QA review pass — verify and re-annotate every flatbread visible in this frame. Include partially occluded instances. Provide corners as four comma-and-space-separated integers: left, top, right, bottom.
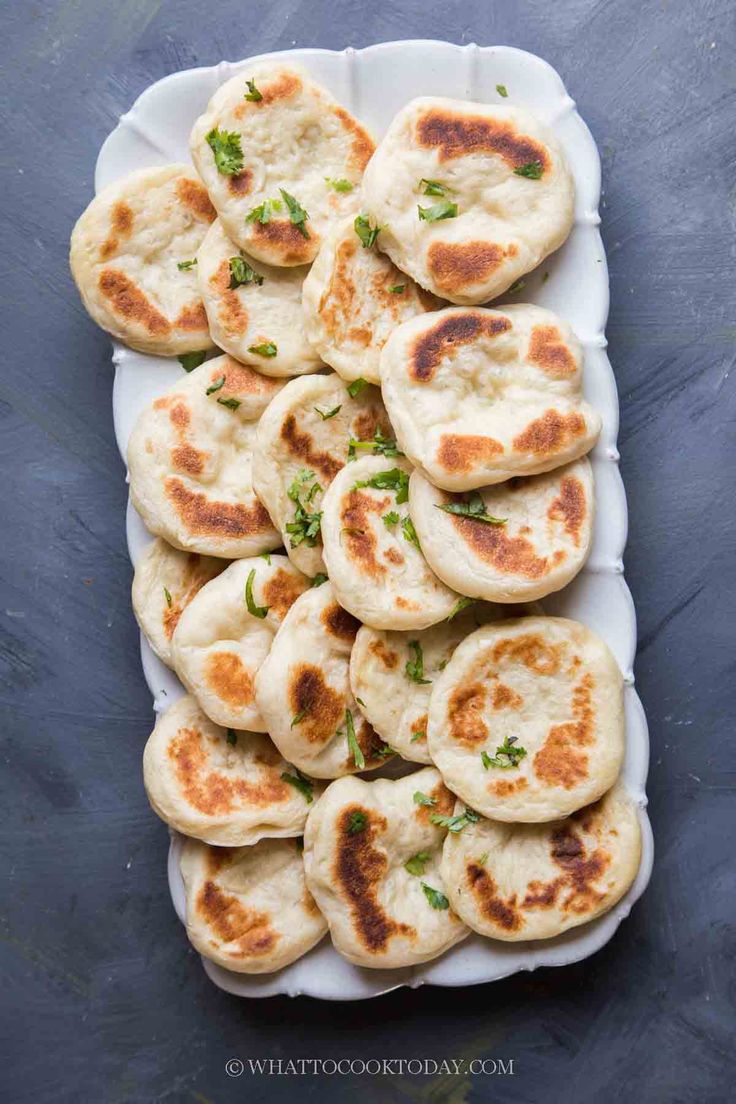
320, 454, 459, 629
380, 304, 601, 491
127, 354, 284, 558
180, 836, 327, 972
301, 215, 441, 383
189, 64, 373, 266
362, 97, 574, 304
143, 695, 324, 845
303, 767, 469, 968
409, 458, 594, 603
441, 784, 642, 940
171, 555, 309, 730
427, 616, 624, 821
197, 218, 322, 376
70, 164, 215, 355
254, 581, 389, 778
131, 537, 227, 667
251, 373, 390, 577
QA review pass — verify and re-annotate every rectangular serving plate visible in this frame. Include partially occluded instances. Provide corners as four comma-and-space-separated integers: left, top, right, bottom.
98, 39, 653, 1001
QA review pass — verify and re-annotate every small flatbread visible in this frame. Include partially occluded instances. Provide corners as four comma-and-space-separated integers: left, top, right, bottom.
254, 582, 389, 779
380, 304, 601, 490
320, 454, 459, 630
251, 374, 390, 577
127, 355, 284, 558
301, 216, 441, 384
197, 218, 322, 376
143, 695, 324, 845
409, 459, 594, 603
131, 538, 227, 667
190, 64, 373, 266
171, 555, 309, 730
303, 767, 469, 968
428, 617, 624, 822
441, 785, 642, 940
362, 97, 573, 304
180, 836, 327, 972
70, 164, 215, 355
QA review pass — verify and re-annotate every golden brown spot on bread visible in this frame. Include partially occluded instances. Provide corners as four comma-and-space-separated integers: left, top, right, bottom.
411, 714, 428, 741
491, 633, 561, 675
334, 805, 415, 953
410, 312, 511, 382
227, 169, 253, 196
168, 725, 289, 816
384, 546, 405, 566
165, 478, 272, 539
220, 357, 280, 397
234, 69, 302, 115
212, 260, 249, 334
204, 651, 254, 707
251, 219, 313, 264
280, 414, 343, 481
528, 325, 577, 378
437, 434, 504, 473
467, 863, 523, 931
171, 443, 206, 476
175, 177, 216, 222
488, 776, 528, 797
175, 301, 209, 332
417, 109, 550, 170
522, 878, 562, 909
513, 409, 587, 456
351, 407, 387, 442
196, 881, 277, 957
548, 477, 586, 546
262, 568, 308, 619
340, 490, 387, 580
549, 824, 609, 914
368, 637, 398, 669
449, 511, 550, 579
492, 683, 523, 710
99, 269, 171, 334
321, 602, 360, 643
395, 596, 419, 610
448, 683, 488, 747
99, 201, 133, 259
303, 887, 321, 917
533, 674, 596, 789
169, 401, 190, 430
427, 241, 510, 295
332, 105, 375, 171
289, 664, 344, 745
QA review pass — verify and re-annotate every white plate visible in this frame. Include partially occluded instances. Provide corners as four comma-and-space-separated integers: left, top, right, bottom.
98, 39, 653, 1000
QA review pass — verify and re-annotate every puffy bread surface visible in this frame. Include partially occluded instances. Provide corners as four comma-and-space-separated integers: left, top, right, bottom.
349, 603, 536, 765
428, 617, 625, 821
303, 768, 468, 968
180, 835, 327, 972
251, 374, 390, 576
409, 458, 594, 603
301, 216, 441, 383
362, 97, 574, 304
131, 538, 226, 667
441, 785, 642, 940
127, 355, 284, 558
254, 582, 388, 778
171, 555, 309, 730
70, 164, 215, 355
380, 304, 601, 491
197, 219, 321, 376
189, 64, 373, 266
320, 454, 459, 630
143, 695, 323, 846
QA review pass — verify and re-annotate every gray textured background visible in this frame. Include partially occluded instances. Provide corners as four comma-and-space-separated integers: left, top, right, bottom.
1, 1, 734, 1102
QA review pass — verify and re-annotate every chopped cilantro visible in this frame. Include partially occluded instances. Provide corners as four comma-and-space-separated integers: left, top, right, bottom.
347, 429, 401, 460
430, 809, 480, 833
217, 397, 241, 410
347, 809, 367, 834
418, 199, 458, 221
413, 791, 436, 807
496, 84, 508, 97
205, 127, 243, 175
314, 404, 341, 420
342, 708, 365, 769
421, 883, 449, 910
404, 852, 431, 876
401, 516, 421, 551
281, 769, 314, 803
482, 735, 527, 769
178, 351, 207, 372
405, 640, 431, 685
354, 214, 381, 248
280, 189, 310, 238
248, 342, 277, 358
420, 178, 451, 196
226, 728, 237, 746
205, 375, 225, 396
388, 284, 406, 294
325, 177, 354, 193
438, 491, 507, 526
353, 467, 409, 504
163, 586, 172, 607
244, 568, 269, 618
177, 258, 197, 271
447, 597, 476, 621
514, 160, 544, 179
383, 510, 399, 528
286, 469, 322, 548
347, 377, 369, 398
229, 256, 264, 289
311, 573, 328, 587
244, 78, 263, 102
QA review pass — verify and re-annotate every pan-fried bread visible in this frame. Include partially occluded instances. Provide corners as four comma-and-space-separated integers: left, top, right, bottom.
171, 555, 309, 731
303, 768, 469, 968
362, 97, 573, 304
380, 304, 601, 491
441, 785, 641, 940
70, 164, 215, 355
143, 695, 324, 845
409, 459, 594, 603
180, 836, 327, 972
251, 374, 390, 577
427, 616, 624, 822
320, 454, 459, 630
190, 64, 374, 266
197, 218, 322, 376
301, 216, 440, 384
127, 355, 284, 558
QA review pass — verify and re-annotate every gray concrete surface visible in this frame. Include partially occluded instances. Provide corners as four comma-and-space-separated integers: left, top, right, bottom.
1, 1, 734, 1101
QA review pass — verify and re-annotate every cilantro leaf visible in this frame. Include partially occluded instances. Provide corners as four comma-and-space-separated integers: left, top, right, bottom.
347, 378, 368, 398
281, 769, 314, 803
229, 256, 264, 289
496, 84, 508, 97
478, 851, 490, 866
291, 710, 307, 728
206, 127, 244, 175
311, 573, 328, 587
314, 404, 341, 420
178, 351, 207, 372
353, 467, 409, 504
420, 178, 450, 196
244, 568, 269, 619
481, 735, 527, 769
325, 177, 354, 193
248, 342, 277, 358
401, 516, 421, 551
205, 375, 225, 396
286, 469, 322, 548
244, 78, 263, 102
430, 809, 480, 833
226, 728, 237, 746
245, 198, 282, 224
347, 809, 368, 834
163, 586, 172, 607
447, 597, 476, 621
514, 160, 544, 179
413, 791, 436, 807
342, 708, 365, 769
388, 284, 406, 294
438, 491, 507, 526
410, 731, 425, 743
383, 510, 399, 528
405, 640, 431, 685
404, 852, 431, 876
280, 189, 310, 238
260, 552, 271, 564
507, 278, 526, 294
217, 397, 241, 410
418, 199, 458, 222
347, 429, 402, 460
354, 214, 380, 248
177, 258, 197, 271
421, 883, 449, 910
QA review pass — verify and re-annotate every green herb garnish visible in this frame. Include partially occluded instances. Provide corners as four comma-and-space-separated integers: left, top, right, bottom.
507, 279, 526, 294
405, 852, 431, 876
244, 568, 269, 619
420, 178, 450, 196
482, 735, 527, 769
229, 256, 264, 289
353, 467, 409, 504
226, 728, 237, 746
514, 160, 543, 179
342, 708, 365, 769
311, 573, 328, 587
163, 586, 172, 607
478, 851, 489, 866
405, 640, 431, 685
281, 769, 314, 803
206, 127, 243, 175
178, 351, 207, 372
438, 491, 507, 526
496, 84, 508, 97
347, 429, 401, 460
280, 189, 310, 239
325, 177, 354, 193
314, 405, 341, 420
421, 883, 449, 910
286, 469, 322, 548
411, 731, 425, 742
217, 397, 241, 410
447, 597, 476, 621
383, 510, 399, 528
430, 809, 480, 833
244, 78, 263, 102
291, 710, 307, 728
246, 198, 282, 224
354, 214, 381, 248
347, 810, 368, 834
248, 342, 277, 358
347, 377, 369, 398
260, 552, 271, 564
205, 375, 225, 395
413, 791, 436, 807
388, 284, 406, 294
177, 258, 197, 271
418, 199, 458, 222
401, 516, 421, 551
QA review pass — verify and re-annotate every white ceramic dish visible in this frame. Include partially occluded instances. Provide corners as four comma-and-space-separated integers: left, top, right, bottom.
98, 40, 653, 1000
